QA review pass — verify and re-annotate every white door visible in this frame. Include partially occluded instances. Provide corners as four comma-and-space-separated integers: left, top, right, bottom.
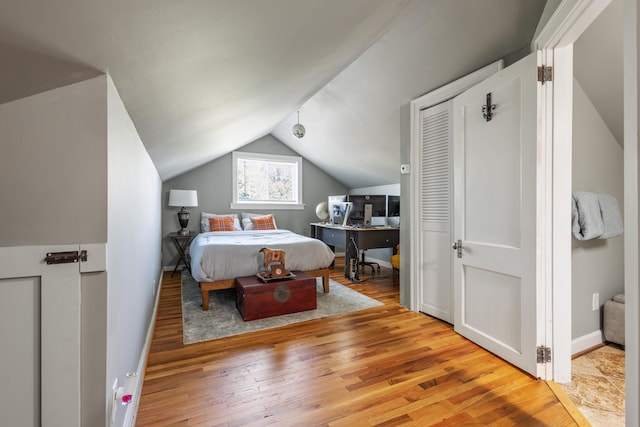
0, 245, 83, 427
452, 52, 541, 376
418, 100, 453, 323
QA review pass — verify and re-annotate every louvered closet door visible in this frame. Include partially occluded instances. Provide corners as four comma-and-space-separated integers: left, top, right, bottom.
418, 100, 453, 323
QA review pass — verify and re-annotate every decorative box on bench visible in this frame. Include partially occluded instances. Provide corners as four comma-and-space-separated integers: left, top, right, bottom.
235, 271, 317, 321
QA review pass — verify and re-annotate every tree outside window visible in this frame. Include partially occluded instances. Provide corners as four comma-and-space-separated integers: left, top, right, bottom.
232, 152, 303, 210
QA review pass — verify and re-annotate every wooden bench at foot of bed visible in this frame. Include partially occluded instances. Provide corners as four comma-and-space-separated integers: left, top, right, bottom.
199, 268, 330, 311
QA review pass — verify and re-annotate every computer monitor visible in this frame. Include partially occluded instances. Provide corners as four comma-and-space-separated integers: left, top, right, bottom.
347, 195, 386, 225
387, 195, 400, 217
328, 195, 347, 225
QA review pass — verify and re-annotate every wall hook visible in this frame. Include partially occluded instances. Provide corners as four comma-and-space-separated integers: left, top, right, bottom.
481, 92, 496, 122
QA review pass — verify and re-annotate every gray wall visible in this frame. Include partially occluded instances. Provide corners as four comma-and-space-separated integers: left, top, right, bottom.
572, 79, 625, 340
162, 134, 348, 267
106, 76, 163, 426
0, 77, 107, 245
532, 0, 563, 42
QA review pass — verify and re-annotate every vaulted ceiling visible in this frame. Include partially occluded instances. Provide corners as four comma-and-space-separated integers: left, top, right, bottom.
1, 0, 548, 188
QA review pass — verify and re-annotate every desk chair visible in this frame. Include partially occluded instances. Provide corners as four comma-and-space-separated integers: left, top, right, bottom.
347, 221, 381, 275
390, 244, 400, 286
390, 244, 400, 271
358, 250, 380, 274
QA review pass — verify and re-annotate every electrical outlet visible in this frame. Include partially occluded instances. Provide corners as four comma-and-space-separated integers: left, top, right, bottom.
592, 293, 599, 311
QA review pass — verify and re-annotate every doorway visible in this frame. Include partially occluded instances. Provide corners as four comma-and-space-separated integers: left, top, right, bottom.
532, 0, 639, 424
563, 0, 626, 424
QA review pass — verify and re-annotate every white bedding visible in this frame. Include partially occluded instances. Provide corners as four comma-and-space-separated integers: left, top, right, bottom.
190, 229, 335, 282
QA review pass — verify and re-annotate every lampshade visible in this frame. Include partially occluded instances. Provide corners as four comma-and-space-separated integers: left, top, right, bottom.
168, 189, 198, 207
169, 190, 198, 235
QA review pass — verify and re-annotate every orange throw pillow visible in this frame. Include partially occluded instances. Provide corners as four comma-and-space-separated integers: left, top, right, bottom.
250, 214, 276, 230
208, 216, 235, 232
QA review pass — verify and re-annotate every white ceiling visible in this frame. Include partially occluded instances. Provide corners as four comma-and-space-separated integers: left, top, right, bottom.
272, 0, 547, 187
0, 0, 547, 187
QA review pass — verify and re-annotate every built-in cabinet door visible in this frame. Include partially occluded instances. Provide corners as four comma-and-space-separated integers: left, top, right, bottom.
0, 245, 82, 427
418, 100, 453, 323
0, 275, 40, 426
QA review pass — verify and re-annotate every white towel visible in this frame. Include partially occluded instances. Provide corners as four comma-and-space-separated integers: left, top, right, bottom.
572, 192, 604, 240
598, 194, 623, 239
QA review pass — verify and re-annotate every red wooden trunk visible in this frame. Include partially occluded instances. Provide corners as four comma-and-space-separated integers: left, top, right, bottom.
235, 271, 317, 321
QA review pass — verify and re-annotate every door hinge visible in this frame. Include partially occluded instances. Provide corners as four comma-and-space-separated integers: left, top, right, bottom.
537, 66, 553, 84
44, 250, 88, 265
537, 345, 552, 363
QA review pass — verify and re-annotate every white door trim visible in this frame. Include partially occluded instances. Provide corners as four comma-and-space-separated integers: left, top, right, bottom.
623, 1, 640, 425
409, 60, 503, 313
533, 0, 612, 50
536, 48, 556, 380
532, 0, 612, 383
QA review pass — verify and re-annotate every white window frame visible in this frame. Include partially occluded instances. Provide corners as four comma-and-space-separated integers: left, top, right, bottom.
231, 151, 304, 210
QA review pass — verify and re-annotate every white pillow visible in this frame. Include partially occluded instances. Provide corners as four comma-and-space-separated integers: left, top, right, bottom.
200, 212, 242, 232
241, 212, 277, 230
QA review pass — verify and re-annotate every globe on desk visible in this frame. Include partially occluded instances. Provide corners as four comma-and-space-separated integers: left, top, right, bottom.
315, 201, 329, 222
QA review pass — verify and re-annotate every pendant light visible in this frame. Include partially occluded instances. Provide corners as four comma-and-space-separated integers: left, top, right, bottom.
292, 110, 306, 138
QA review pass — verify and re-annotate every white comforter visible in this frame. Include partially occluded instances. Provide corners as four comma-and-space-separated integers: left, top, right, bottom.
190, 229, 335, 282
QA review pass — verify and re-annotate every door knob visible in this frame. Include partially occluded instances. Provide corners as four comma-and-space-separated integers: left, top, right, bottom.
452, 240, 462, 258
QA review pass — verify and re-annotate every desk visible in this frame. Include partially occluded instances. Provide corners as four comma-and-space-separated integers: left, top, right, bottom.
168, 231, 197, 277
310, 223, 399, 278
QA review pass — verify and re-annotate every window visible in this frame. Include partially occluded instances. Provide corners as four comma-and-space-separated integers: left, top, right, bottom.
231, 151, 304, 210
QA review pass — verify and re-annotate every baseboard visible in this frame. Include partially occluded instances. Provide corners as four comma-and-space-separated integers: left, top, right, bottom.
123, 268, 164, 427
572, 330, 603, 355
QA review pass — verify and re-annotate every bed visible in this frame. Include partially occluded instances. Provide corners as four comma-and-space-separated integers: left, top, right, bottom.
190, 229, 335, 311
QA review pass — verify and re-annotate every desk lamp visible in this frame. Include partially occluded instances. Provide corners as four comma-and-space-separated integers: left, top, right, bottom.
169, 189, 198, 235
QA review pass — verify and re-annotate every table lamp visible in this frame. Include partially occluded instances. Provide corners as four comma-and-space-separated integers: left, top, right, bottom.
169, 189, 198, 235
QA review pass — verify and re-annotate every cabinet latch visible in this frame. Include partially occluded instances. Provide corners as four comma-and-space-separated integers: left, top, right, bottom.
44, 250, 88, 265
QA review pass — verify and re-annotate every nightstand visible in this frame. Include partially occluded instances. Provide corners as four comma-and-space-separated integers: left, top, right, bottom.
168, 231, 197, 277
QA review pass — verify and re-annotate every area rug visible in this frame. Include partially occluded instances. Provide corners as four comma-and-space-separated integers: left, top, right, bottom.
181, 272, 383, 344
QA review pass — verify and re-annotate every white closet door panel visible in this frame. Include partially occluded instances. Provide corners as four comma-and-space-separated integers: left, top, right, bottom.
419, 100, 453, 322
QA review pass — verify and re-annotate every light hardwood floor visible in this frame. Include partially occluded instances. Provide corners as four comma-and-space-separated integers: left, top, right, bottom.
137, 259, 584, 426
